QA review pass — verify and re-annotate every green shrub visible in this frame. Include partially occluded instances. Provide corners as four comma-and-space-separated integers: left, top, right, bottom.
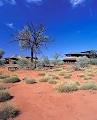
55, 81, 79, 93
80, 81, 97, 90
0, 90, 12, 102
0, 103, 19, 120
74, 56, 90, 70
0, 59, 5, 66
3, 76, 20, 83
90, 58, 97, 65
24, 77, 37, 84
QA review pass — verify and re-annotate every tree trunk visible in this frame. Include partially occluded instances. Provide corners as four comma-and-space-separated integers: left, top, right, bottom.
34, 53, 37, 68
31, 47, 34, 63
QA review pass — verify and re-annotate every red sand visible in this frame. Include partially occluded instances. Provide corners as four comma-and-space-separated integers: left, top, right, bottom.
10, 82, 97, 120
1, 67, 97, 120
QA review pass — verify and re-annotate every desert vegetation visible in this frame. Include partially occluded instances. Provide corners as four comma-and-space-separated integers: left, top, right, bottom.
1, 47, 97, 120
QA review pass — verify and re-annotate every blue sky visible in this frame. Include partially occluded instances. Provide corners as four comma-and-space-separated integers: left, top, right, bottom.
0, 0, 97, 58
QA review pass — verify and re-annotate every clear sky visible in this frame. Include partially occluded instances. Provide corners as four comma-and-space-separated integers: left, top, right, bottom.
0, 0, 97, 58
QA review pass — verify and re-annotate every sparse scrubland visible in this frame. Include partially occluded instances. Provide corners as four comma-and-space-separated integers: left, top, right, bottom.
1, 55, 97, 119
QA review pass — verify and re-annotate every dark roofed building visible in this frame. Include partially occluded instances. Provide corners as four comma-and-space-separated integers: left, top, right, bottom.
63, 50, 97, 63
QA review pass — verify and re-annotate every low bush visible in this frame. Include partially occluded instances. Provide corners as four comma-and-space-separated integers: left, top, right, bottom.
90, 58, 97, 65
3, 76, 20, 83
39, 75, 52, 82
0, 86, 6, 90
48, 79, 57, 84
84, 75, 92, 80
55, 81, 79, 93
59, 72, 65, 76
80, 81, 97, 90
74, 56, 90, 70
0, 103, 19, 120
64, 74, 72, 79
0, 74, 9, 79
24, 77, 37, 84
38, 73, 45, 76
0, 59, 5, 66
50, 75, 59, 80
0, 90, 12, 102
55, 83, 65, 93
77, 74, 85, 78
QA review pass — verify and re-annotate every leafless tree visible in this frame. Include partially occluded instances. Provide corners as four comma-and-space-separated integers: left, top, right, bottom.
14, 24, 51, 67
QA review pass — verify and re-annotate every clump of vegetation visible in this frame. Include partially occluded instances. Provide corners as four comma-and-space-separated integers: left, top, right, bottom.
0, 90, 12, 102
59, 71, 65, 76
84, 75, 92, 80
17, 59, 35, 69
38, 72, 45, 76
48, 79, 57, 84
0, 103, 19, 120
0, 74, 9, 79
85, 73, 95, 77
55, 83, 65, 92
64, 73, 72, 79
0, 85, 6, 90
90, 58, 97, 65
80, 81, 97, 90
53, 68, 63, 72
24, 77, 37, 84
55, 81, 79, 93
77, 74, 85, 78
3, 76, 20, 83
74, 56, 90, 70
39, 75, 52, 82
66, 66, 74, 73
50, 75, 59, 80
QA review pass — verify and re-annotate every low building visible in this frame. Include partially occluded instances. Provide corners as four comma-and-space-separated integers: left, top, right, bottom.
4, 55, 38, 64
63, 50, 97, 63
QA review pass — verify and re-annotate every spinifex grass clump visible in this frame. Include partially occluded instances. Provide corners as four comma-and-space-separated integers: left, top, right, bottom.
84, 75, 92, 80
39, 75, 52, 82
80, 81, 97, 90
0, 85, 6, 90
64, 73, 72, 79
49, 74, 59, 80
77, 74, 85, 78
0, 90, 12, 102
3, 76, 20, 83
0, 74, 9, 79
48, 79, 57, 84
58, 71, 65, 76
0, 103, 20, 120
24, 77, 37, 84
38, 72, 45, 76
55, 81, 79, 93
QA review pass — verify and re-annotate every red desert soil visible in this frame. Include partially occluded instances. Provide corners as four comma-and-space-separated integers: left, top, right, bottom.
1, 67, 97, 120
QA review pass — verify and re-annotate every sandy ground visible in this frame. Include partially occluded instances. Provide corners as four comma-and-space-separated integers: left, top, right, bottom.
1, 66, 97, 120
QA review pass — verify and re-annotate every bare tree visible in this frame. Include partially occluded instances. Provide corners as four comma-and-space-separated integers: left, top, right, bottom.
14, 24, 51, 67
